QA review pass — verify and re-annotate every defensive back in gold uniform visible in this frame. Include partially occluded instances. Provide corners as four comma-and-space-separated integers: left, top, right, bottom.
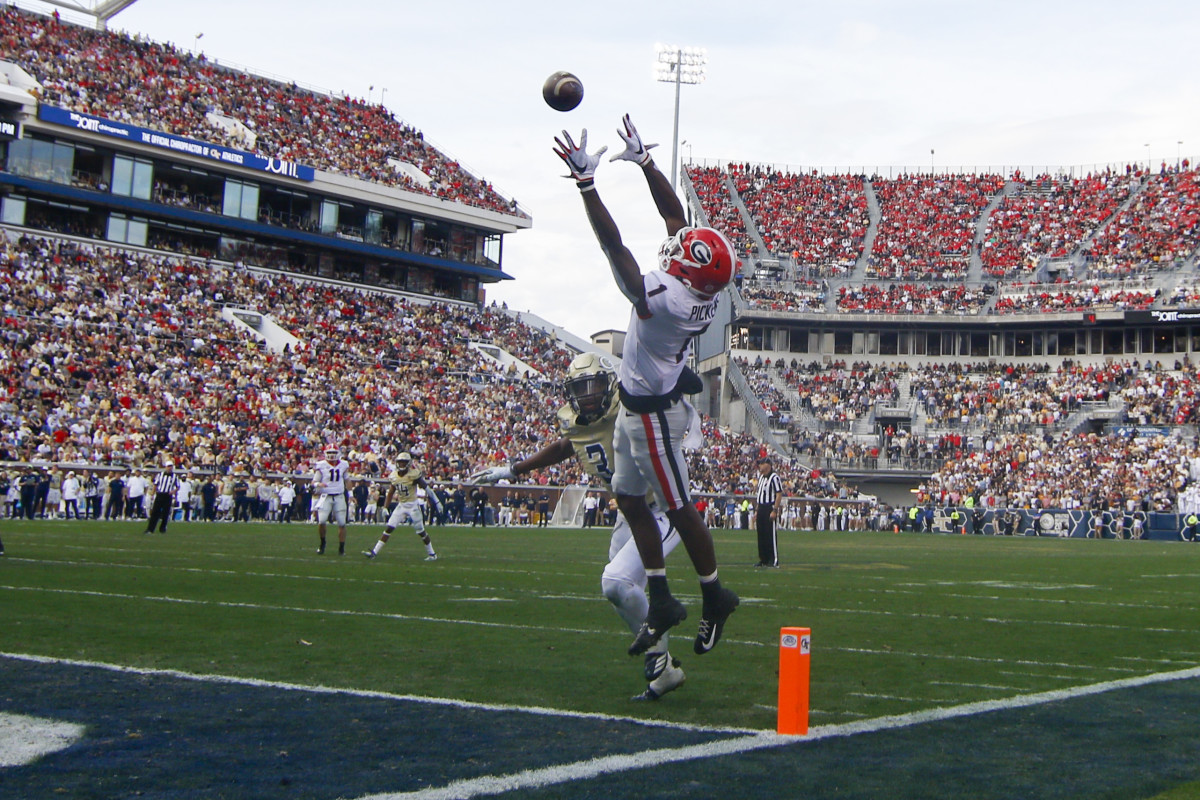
389, 463, 424, 505
557, 402, 619, 489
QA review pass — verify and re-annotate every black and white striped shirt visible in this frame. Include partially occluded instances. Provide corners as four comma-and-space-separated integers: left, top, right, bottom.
757, 471, 783, 506
153, 471, 181, 496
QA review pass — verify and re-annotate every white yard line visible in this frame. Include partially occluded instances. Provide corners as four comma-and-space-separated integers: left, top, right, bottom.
0, 651, 753, 736
2, 583, 1161, 673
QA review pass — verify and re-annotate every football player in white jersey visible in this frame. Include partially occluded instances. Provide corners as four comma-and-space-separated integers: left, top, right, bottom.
312, 445, 350, 555
363, 452, 442, 561
554, 115, 739, 659
472, 352, 686, 701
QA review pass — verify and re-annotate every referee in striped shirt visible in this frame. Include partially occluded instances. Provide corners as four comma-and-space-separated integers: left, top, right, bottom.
755, 458, 783, 567
145, 462, 180, 535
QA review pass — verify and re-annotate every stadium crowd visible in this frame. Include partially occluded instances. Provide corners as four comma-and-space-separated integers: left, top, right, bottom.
729, 166, 868, 276
687, 166, 752, 256
0, 233, 853, 507
1088, 167, 1200, 277
0, 7, 522, 217
836, 283, 989, 315
991, 282, 1158, 314
738, 281, 827, 313
918, 430, 1191, 513
868, 173, 1005, 280
979, 171, 1137, 278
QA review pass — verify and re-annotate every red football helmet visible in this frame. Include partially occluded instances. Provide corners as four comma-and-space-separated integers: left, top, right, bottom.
658, 226, 736, 297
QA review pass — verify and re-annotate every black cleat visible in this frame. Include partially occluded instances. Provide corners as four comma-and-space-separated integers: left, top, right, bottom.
694, 588, 739, 655
643, 650, 670, 682
628, 597, 687, 656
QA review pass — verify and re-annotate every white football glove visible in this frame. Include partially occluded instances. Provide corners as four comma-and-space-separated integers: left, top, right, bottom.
553, 129, 607, 186
609, 113, 657, 166
470, 465, 517, 485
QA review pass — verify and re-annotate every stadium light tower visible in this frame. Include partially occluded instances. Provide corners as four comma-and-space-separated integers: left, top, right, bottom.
655, 43, 707, 190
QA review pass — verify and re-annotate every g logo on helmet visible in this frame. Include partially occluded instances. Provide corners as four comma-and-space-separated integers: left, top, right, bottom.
688, 240, 714, 266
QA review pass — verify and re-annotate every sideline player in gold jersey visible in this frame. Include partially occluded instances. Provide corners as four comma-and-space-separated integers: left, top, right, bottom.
363, 452, 442, 561
470, 353, 686, 701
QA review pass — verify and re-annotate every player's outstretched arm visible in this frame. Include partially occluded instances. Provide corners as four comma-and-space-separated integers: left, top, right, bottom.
514, 439, 575, 476
552, 129, 646, 309
611, 114, 686, 235
470, 439, 574, 484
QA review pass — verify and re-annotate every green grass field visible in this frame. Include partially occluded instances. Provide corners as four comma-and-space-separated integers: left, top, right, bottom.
4, 518, 1200, 734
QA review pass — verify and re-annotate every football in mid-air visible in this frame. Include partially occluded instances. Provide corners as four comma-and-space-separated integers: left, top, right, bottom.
542, 71, 584, 112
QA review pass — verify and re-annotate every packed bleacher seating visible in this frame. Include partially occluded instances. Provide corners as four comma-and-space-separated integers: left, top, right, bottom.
0, 7, 522, 217
837, 283, 988, 315
868, 173, 1005, 280
1088, 166, 1200, 277
979, 171, 1138, 278
919, 430, 1190, 512
740, 358, 902, 428
738, 281, 826, 313
687, 166, 751, 256
728, 166, 867, 275
0, 232, 850, 499
1166, 284, 1200, 306
0, 233, 567, 473
991, 281, 1158, 314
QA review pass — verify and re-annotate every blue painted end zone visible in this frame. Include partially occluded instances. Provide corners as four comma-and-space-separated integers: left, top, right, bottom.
0, 656, 739, 800
513, 678, 1200, 800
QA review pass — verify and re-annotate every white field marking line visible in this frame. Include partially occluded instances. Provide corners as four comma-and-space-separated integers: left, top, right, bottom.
353, 663, 1200, 800
0, 712, 86, 767
36, 543, 607, 581
849, 692, 924, 702
0, 584, 1159, 672
0, 651, 754, 736
863, 585, 1179, 611
997, 670, 1082, 681
33, 549, 1190, 616
30, 552, 1186, 636
27, 546, 590, 580
928, 681, 1020, 691
5, 556, 584, 600
754, 602, 1194, 635
832, 645, 1143, 674
38, 552, 1179, 622
0, 585, 610, 638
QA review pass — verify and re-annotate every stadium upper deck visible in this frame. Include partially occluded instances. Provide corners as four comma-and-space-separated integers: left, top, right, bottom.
0, 6, 529, 306
686, 161, 1199, 297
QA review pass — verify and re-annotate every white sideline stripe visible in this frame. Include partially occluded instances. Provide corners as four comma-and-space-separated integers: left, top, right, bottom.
0, 712, 86, 767
0, 652, 754, 736
354, 664, 1200, 800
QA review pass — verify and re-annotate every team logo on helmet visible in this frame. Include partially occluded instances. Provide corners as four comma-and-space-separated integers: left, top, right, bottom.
687, 239, 714, 266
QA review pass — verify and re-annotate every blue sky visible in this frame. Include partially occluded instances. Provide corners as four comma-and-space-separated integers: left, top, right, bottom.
19, 0, 1200, 338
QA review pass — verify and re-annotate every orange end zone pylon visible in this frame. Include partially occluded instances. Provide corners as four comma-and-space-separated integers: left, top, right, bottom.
777, 626, 811, 735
